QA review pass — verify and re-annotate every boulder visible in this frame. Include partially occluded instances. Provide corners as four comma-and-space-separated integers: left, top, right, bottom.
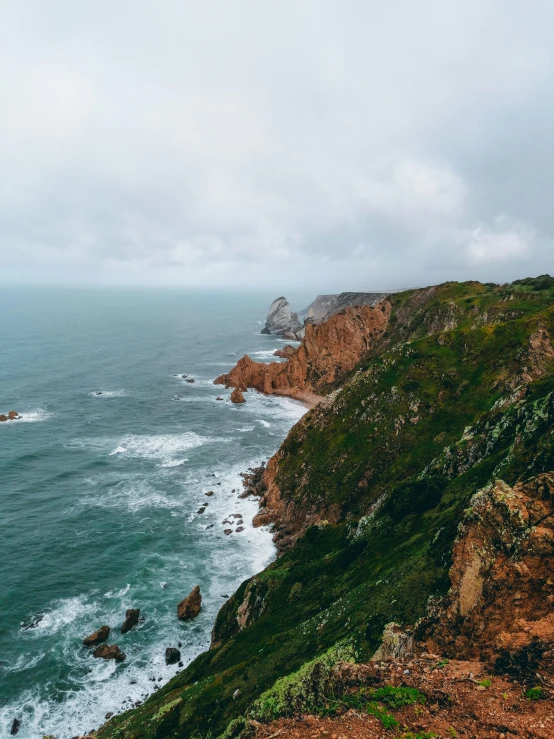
216, 396, 224, 400
177, 585, 202, 620
230, 388, 246, 404
205, 491, 214, 496
83, 625, 110, 647
120, 608, 140, 634
93, 644, 126, 661
186, 378, 195, 383
10, 718, 20, 735
165, 647, 181, 665
8, 411, 20, 420
236, 526, 244, 532
261, 297, 302, 337
224, 529, 233, 535
0, 415, 8, 422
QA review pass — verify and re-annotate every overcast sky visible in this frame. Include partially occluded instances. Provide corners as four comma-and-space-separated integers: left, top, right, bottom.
1, 1, 553, 290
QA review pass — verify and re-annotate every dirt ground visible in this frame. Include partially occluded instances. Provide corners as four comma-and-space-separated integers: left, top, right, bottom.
250, 657, 554, 739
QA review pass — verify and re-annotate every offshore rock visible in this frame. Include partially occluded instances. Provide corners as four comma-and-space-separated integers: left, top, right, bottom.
177, 585, 202, 620
83, 625, 110, 647
261, 297, 302, 337
165, 647, 181, 665
121, 608, 140, 634
230, 388, 246, 404
93, 644, 126, 661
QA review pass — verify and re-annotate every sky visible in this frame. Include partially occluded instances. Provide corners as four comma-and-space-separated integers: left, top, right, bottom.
1, 0, 554, 291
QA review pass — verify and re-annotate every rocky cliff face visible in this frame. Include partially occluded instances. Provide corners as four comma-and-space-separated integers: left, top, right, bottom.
417, 474, 554, 678
261, 297, 302, 338
215, 302, 391, 403
303, 291, 388, 325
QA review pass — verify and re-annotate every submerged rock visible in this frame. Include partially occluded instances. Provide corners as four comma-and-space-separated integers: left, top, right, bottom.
10, 718, 20, 735
224, 529, 233, 535
186, 378, 195, 383
93, 644, 126, 661
230, 388, 246, 404
261, 297, 302, 337
20, 612, 44, 630
83, 625, 110, 646
177, 585, 202, 620
165, 647, 181, 665
120, 608, 140, 634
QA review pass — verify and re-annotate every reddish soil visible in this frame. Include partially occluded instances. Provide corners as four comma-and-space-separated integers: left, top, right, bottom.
253, 657, 553, 739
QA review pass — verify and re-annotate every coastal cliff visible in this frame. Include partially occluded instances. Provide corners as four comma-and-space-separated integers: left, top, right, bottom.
95, 276, 554, 739
215, 302, 391, 404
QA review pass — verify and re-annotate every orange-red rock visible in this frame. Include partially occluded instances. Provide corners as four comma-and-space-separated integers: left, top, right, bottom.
177, 585, 202, 620
215, 302, 391, 402
230, 388, 246, 404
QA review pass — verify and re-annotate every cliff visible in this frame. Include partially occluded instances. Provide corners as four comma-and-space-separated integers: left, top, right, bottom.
215, 302, 391, 403
303, 291, 388, 324
95, 276, 554, 739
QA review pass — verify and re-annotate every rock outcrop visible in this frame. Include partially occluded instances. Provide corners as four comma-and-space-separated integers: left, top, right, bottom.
0, 410, 21, 422
215, 302, 391, 404
165, 647, 181, 665
303, 292, 387, 325
93, 644, 126, 661
83, 625, 110, 646
177, 585, 202, 620
417, 474, 554, 679
120, 608, 140, 634
261, 297, 302, 338
230, 387, 246, 404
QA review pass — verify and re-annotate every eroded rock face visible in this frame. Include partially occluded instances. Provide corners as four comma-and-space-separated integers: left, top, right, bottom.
83, 625, 110, 646
261, 297, 302, 337
93, 644, 126, 661
121, 608, 140, 634
417, 474, 554, 678
177, 585, 202, 620
215, 302, 391, 402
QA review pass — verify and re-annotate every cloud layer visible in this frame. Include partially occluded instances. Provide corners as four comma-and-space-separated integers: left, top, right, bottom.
1, 0, 553, 289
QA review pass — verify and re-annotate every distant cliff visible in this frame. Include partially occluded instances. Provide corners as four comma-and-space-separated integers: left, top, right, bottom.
303, 291, 387, 324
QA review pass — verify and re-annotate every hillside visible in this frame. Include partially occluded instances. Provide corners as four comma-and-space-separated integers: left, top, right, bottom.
94, 276, 554, 739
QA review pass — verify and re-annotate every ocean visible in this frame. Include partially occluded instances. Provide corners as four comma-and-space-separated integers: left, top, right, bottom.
0, 288, 309, 739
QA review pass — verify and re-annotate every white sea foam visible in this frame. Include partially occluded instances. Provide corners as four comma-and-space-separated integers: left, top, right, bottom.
89, 390, 126, 398
109, 445, 127, 455
22, 596, 95, 637
83, 479, 184, 513
256, 419, 271, 428
237, 426, 255, 432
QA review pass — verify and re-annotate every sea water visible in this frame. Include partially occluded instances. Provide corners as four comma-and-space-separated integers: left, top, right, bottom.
0, 288, 309, 738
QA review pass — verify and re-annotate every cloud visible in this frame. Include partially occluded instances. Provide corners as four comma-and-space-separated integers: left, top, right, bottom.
0, 0, 553, 288
465, 221, 533, 265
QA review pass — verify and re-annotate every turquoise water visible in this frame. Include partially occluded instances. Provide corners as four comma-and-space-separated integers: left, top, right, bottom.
0, 289, 308, 738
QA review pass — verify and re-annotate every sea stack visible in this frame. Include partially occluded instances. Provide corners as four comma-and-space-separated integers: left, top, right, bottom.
177, 585, 202, 620
261, 297, 302, 338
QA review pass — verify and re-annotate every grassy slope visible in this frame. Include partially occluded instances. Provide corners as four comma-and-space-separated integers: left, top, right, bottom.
96, 278, 554, 739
